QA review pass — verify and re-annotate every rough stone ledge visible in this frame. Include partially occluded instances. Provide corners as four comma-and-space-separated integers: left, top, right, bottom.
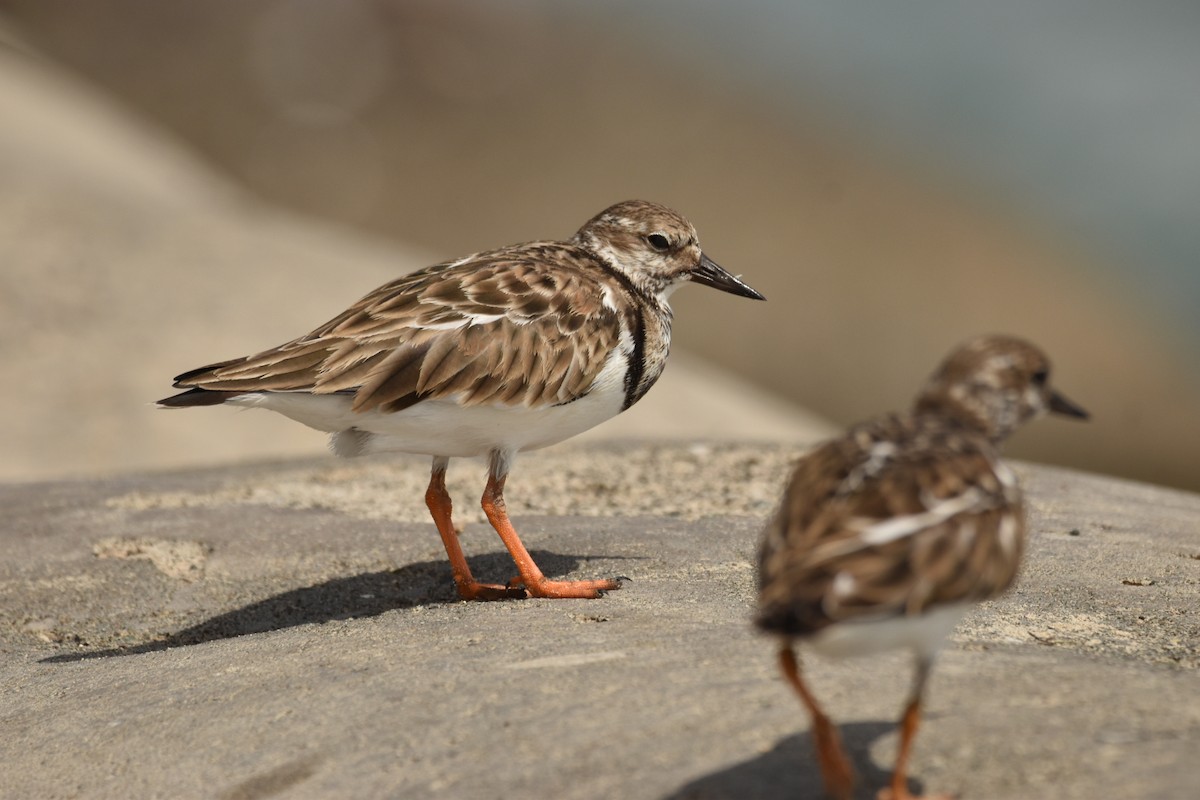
1, 441, 1198, 799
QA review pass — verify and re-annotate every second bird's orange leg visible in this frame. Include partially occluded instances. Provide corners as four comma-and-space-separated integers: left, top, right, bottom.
780, 646, 855, 800
876, 699, 924, 800
876, 656, 954, 800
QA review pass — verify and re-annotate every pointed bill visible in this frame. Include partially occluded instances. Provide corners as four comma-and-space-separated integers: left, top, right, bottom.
689, 253, 765, 300
1048, 389, 1089, 419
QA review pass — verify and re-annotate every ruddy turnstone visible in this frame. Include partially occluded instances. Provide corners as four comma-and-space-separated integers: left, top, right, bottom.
159, 200, 764, 600
756, 334, 1088, 800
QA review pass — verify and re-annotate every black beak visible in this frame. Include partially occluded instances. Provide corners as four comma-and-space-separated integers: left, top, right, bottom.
1048, 389, 1089, 420
690, 254, 765, 300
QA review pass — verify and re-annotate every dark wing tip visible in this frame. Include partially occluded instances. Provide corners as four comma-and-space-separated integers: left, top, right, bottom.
171, 356, 246, 387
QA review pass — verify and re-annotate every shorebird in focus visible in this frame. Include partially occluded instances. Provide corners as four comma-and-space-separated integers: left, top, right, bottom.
160, 200, 764, 600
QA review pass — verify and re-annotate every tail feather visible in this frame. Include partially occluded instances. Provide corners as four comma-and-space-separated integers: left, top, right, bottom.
157, 388, 242, 408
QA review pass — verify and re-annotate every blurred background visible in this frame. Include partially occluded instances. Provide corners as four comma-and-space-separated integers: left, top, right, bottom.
1, 0, 1197, 491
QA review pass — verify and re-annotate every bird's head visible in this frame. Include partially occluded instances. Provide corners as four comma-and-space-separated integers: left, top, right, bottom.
573, 200, 764, 302
914, 334, 1089, 443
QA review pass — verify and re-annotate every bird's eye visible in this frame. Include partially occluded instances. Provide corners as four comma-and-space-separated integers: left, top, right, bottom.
1032, 369, 1049, 386
646, 233, 671, 252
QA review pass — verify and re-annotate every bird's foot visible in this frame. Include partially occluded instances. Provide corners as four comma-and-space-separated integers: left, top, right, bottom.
507, 576, 625, 599
455, 581, 530, 601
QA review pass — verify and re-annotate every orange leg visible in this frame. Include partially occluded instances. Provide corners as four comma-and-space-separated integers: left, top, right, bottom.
424, 459, 527, 601
780, 646, 854, 800
480, 451, 621, 599
876, 657, 954, 800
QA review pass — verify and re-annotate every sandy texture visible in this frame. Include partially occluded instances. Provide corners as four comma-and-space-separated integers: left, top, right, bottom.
103, 442, 797, 525
92, 536, 211, 582
2, 443, 1198, 799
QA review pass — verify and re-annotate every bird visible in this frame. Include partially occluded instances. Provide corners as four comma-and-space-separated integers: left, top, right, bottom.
755, 334, 1088, 800
159, 200, 765, 600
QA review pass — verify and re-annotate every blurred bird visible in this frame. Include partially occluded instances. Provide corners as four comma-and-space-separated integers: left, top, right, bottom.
756, 334, 1087, 799
160, 200, 764, 600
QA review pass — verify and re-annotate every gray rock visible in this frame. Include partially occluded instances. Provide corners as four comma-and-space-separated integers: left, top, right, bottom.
2, 443, 1197, 799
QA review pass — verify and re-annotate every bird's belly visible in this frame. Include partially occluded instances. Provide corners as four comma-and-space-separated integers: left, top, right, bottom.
806, 604, 969, 660
233, 386, 627, 458
361, 391, 627, 457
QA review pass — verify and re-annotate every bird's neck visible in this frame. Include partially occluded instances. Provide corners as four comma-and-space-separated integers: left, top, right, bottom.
575, 236, 673, 311
912, 387, 1013, 445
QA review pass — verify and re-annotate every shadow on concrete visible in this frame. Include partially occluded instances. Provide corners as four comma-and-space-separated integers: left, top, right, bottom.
41, 549, 620, 663
666, 721, 915, 800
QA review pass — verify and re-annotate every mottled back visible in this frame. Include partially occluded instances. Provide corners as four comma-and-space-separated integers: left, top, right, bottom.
756, 414, 1024, 636
170, 245, 635, 412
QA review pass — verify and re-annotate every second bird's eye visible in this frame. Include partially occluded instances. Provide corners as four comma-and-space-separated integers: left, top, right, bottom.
1032, 369, 1049, 386
646, 233, 671, 252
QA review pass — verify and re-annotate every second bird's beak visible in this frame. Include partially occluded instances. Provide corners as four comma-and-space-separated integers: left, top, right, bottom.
690, 254, 766, 300
1048, 389, 1089, 420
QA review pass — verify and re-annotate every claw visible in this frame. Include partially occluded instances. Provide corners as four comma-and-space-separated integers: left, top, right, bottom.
523, 577, 623, 599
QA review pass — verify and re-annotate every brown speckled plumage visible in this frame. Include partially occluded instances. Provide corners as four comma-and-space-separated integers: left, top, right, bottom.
169, 248, 634, 412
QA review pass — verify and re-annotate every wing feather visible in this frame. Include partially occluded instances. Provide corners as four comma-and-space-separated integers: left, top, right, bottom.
172, 245, 629, 414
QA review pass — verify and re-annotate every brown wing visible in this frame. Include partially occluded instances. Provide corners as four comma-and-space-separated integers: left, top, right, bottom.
171, 245, 627, 412
756, 415, 1024, 637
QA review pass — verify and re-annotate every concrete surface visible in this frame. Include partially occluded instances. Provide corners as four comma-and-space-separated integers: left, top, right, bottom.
2, 442, 1198, 799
